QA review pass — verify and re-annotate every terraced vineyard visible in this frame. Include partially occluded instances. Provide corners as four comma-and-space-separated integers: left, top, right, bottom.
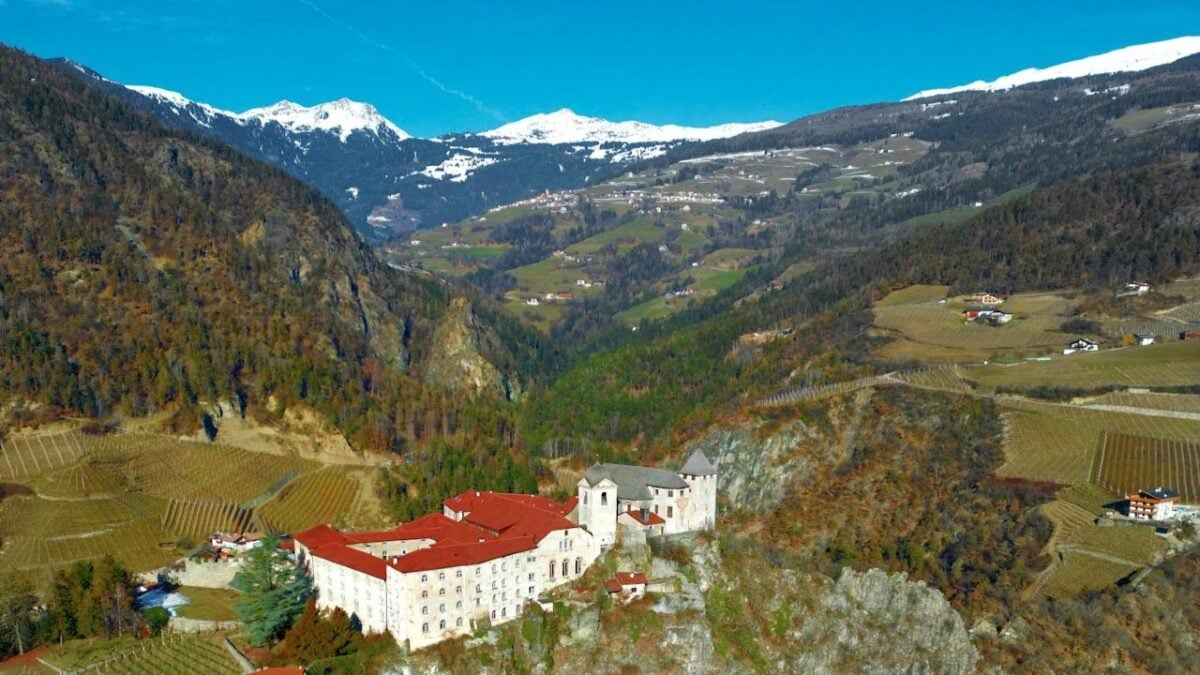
0, 493, 175, 579
1093, 431, 1200, 501
1040, 550, 1139, 599
0, 429, 91, 480
257, 469, 360, 533
1086, 392, 1200, 415
162, 499, 255, 541
122, 442, 317, 503
55, 634, 242, 674
895, 366, 972, 393
29, 457, 129, 497
998, 400, 1200, 486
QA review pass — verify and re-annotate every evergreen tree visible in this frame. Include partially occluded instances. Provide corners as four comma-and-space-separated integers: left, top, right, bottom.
235, 536, 312, 646
282, 598, 360, 664
0, 575, 38, 657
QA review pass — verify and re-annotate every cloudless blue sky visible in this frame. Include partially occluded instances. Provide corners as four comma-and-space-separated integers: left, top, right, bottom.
3, 1, 1199, 137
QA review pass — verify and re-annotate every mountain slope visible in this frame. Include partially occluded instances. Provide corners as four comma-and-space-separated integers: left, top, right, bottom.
52, 62, 777, 242
0, 45, 538, 451
907, 35, 1200, 99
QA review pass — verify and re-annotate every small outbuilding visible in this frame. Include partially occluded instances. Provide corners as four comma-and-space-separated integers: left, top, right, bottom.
605, 571, 648, 602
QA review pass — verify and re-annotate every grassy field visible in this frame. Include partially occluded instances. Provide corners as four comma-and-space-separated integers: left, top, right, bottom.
998, 400, 1200, 487
173, 586, 241, 622
968, 341, 1200, 390
1093, 431, 1200, 501
257, 468, 360, 533
873, 292, 1075, 362
875, 284, 950, 307
566, 217, 667, 254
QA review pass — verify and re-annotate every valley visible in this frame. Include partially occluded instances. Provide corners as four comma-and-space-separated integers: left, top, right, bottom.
2, 27, 1200, 675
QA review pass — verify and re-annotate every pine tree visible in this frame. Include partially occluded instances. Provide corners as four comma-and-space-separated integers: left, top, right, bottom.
234, 536, 312, 646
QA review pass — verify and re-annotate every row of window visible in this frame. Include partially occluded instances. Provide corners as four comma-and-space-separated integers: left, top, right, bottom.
420, 602, 523, 634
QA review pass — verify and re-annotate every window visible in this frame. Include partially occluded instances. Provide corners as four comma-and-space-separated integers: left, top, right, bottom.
422, 606, 429, 615
561, 559, 569, 577
439, 619, 446, 629
439, 588, 445, 596
502, 607, 507, 618
422, 622, 429, 633
456, 585, 461, 594
655, 489, 660, 496
438, 572, 445, 581
654, 504, 659, 514
421, 574, 428, 582
491, 580, 497, 590
528, 573, 534, 582
528, 585, 534, 595
668, 505, 674, 518
601, 491, 608, 506
421, 590, 428, 598
456, 600, 462, 609
668, 490, 673, 498
439, 603, 446, 613
583, 492, 588, 505
456, 570, 463, 578
456, 617, 463, 627
491, 610, 496, 619
575, 557, 582, 575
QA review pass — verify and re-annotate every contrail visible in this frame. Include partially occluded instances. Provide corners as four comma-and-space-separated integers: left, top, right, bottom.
296, 0, 507, 122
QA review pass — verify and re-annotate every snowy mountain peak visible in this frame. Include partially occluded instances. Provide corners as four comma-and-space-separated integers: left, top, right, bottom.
238, 98, 410, 142
481, 108, 783, 145
906, 36, 1200, 100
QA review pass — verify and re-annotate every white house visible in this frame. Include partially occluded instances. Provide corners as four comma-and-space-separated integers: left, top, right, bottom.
210, 532, 264, 554
1063, 338, 1100, 355
1134, 333, 1156, 346
604, 571, 647, 602
1124, 487, 1179, 520
1125, 282, 1151, 295
295, 491, 601, 651
576, 450, 718, 549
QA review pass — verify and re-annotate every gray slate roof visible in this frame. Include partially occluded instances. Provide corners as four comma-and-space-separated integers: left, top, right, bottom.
679, 449, 716, 476
583, 463, 689, 501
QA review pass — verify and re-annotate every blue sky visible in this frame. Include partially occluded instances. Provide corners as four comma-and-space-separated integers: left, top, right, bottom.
3, 0, 1199, 137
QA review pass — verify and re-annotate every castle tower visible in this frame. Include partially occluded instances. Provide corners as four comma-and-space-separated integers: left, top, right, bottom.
678, 449, 717, 531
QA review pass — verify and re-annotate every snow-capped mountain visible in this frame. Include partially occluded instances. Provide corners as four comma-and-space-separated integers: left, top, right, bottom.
128, 86, 409, 143
480, 108, 783, 145
238, 98, 410, 142
906, 36, 1200, 100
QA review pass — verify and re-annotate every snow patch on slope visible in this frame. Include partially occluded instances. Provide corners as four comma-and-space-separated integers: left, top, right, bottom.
420, 154, 501, 182
481, 108, 783, 145
127, 85, 235, 127
906, 36, 1200, 100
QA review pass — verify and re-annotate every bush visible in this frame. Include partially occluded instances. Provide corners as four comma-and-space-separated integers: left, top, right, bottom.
142, 607, 170, 635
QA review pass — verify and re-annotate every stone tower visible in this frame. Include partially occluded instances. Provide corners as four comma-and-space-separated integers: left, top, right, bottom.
678, 449, 717, 531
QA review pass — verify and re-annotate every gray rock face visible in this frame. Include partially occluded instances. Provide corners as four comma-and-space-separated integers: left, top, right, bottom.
788, 568, 979, 674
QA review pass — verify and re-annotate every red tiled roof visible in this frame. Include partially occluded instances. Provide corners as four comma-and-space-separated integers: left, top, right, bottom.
443, 491, 577, 543
391, 536, 537, 573
311, 543, 388, 580
294, 524, 348, 550
278, 537, 295, 552
615, 571, 647, 586
621, 509, 666, 526
604, 579, 622, 593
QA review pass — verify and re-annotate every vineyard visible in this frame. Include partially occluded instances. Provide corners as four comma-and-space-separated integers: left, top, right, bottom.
895, 366, 972, 393
998, 401, 1200, 486
969, 340, 1200, 390
1086, 392, 1200, 415
1039, 550, 1139, 598
257, 469, 361, 533
49, 634, 242, 674
162, 499, 255, 542
1093, 431, 1200, 501
0, 493, 176, 580
0, 429, 91, 481
122, 443, 317, 503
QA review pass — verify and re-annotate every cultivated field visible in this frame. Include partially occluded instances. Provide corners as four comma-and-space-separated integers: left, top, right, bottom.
969, 341, 1200, 390
998, 400, 1200, 486
1085, 392, 1200, 415
875, 284, 950, 307
162, 499, 255, 542
1093, 431, 1200, 501
43, 634, 241, 674
256, 468, 360, 533
0, 429, 92, 481
1040, 550, 1139, 598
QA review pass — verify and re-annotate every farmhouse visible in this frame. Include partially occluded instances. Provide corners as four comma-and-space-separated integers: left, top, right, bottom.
963, 308, 1011, 324
969, 292, 1005, 305
1124, 487, 1179, 521
1125, 281, 1151, 295
294, 491, 602, 650
1133, 333, 1156, 346
576, 450, 718, 549
1063, 338, 1099, 355
210, 532, 263, 554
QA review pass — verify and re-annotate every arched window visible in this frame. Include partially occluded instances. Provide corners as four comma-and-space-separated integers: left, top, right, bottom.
561, 559, 569, 577
422, 622, 429, 633
421, 605, 429, 615
549, 560, 555, 578
438, 572, 445, 580
439, 588, 445, 596
421, 590, 428, 598
575, 557, 583, 575
421, 574, 428, 583
502, 607, 507, 618
439, 619, 446, 629
601, 491, 608, 506
456, 600, 462, 609
456, 617, 463, 627
583, 492, 588, 505
439, 603, 445, 612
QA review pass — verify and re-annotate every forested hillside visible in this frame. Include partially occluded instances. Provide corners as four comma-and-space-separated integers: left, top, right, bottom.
0, 45, 550, 452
